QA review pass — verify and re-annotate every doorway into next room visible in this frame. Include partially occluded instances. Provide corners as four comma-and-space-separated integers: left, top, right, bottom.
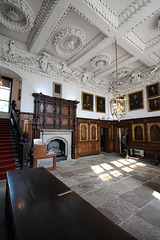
100, 128, 108, 152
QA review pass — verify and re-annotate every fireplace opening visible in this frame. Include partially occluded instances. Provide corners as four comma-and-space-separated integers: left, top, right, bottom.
47, 139, 67, 161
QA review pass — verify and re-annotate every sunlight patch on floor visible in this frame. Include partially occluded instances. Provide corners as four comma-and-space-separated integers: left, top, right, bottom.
122, 167, 133, 172
99, 173, 112, 181
129, 164, 137, 169
100, 163, 113, 170
136, 163, 146, 167
152, 191, 160, 200
127, 159, 137, 163
110, 170, 123, 177
111, 161, 124, 167
91, 165, 104, 174
118, 159, 130, 165
90, 156, 146, 182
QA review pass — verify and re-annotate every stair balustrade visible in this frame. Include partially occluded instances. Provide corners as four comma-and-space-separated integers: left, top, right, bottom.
10, 100, 30, 168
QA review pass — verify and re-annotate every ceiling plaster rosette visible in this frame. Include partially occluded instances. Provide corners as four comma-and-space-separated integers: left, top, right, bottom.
112, 66, 132, 78
52, 28, 85, 57
90, 55, 110, 69
0, 0, 34, 32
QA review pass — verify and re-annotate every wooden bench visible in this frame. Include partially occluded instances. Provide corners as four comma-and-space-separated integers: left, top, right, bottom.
6, 167, 137, 240
126, 145, 160, 166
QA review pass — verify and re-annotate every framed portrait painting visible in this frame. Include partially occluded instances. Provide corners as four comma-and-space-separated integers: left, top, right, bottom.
147, 97, 160, 112
96, 96, 105, 113
128, 90, 144, 111
146, 82, 159, 99
82, 92, 93, 111
53, 82, 62, 98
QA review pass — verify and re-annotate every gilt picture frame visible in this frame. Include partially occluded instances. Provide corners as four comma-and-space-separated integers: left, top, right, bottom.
128, 90, 144, 111
82, 92, 94, 111
147, 122, 160, 142
96, 95, 105, 113
90, 124, 97, 141
132, 124, 145, 141
146, 82, 159, 99
147, 97, 160, 112
80, 123, 88, 141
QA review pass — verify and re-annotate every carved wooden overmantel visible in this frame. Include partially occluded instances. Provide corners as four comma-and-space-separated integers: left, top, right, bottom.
32, 93, 79, 158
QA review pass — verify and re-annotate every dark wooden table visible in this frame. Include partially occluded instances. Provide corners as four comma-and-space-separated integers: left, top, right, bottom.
6, 167, 137, 240
126, 145, 160, 165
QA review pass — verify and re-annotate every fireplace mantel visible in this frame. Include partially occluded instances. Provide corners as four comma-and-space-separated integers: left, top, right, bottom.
40, 129, 73, 160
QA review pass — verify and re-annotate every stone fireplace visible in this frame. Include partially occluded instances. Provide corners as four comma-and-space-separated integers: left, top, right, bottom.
40, 129, 72, 160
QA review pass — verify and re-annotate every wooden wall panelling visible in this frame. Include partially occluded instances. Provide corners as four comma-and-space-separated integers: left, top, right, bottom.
78, 118, 101, 157
117, 116, 160, 159
32, 93, 79, 158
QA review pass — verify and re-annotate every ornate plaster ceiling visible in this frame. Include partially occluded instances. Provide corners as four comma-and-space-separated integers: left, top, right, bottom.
0, 0, 160, 91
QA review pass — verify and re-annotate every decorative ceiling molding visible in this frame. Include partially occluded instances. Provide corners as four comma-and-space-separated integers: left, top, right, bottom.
40, 5, 106, 54
52, 28, 85, 57
39, 5, 72, 53
108, 53, 132, 71
83, 0, 118, 29
0, 0, 34, 32
124, 31, 145, 51
127, 8, 160, 30
110, 65, 160, 93
119, 0, 151, 26
68, 32, 106, 65
112, 66, 132, 78
27, 0, 59, 50
90, 55, 110, 69
95, 52, 132, 78
145, 34, 160, 50
0, 33, 109, 92
124, 30, 160, 52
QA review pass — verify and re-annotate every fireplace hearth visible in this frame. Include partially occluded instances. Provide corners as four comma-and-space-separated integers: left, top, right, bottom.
47, 139, 67, 161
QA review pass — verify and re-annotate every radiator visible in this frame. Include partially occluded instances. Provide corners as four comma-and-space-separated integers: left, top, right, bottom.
130, 149, 144, 157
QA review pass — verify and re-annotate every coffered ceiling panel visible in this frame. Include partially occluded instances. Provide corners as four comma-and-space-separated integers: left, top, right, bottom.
43, 7, 103, 61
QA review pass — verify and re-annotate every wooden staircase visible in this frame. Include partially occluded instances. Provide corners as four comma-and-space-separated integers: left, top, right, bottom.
0, 118, 16, 180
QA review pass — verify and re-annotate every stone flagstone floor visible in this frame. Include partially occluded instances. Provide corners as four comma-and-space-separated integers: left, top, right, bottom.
0, 152, 160, 240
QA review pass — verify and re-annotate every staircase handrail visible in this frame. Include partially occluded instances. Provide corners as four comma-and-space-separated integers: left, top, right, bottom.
10, 101, 24, 168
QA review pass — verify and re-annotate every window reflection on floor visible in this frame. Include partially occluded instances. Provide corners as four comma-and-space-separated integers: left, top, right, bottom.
91, 158, 146, 182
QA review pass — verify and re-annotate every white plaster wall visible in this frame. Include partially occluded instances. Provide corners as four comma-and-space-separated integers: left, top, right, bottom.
0, 62, 160, 120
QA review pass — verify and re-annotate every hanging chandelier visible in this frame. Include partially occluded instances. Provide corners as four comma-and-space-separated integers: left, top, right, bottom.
110, 38, 127, 122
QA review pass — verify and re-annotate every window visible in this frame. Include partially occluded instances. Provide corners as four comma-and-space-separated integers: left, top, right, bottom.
0, 77, 12, 113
